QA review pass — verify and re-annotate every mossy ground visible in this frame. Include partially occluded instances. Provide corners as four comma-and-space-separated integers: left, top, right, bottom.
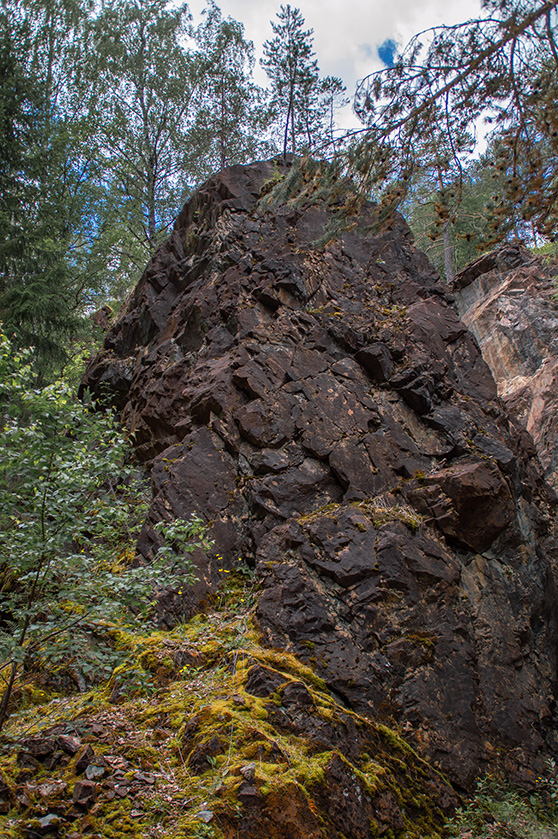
0, 573, 461, 838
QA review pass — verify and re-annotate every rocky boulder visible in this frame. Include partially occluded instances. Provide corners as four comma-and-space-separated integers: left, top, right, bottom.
82, 160, 558, 790
453, 243, 558, 490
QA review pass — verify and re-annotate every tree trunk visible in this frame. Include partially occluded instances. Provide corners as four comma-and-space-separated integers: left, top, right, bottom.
290, 94, 296, 155
220, 75, 226, 171
0, 663, 17, 731
443, 221, 454, 283
283, 99, 292, 161
147, 154, 157, 248
531, 220, 539, 248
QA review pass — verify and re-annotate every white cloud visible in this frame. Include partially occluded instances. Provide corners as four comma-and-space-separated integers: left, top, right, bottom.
186, 0, 483, 132
188, 0, 482, 96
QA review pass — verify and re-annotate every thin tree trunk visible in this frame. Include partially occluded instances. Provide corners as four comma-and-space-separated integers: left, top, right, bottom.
290, 93, 296, 155
147, 154, 157, 248
443, 221, 454, 283
220, 75, 226, 171
0, 664, 18, 731
0, 460, 54, 730
283, 99, 292, 161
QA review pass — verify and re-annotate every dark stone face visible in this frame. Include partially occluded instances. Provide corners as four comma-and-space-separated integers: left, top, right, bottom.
82, 159, 558, 789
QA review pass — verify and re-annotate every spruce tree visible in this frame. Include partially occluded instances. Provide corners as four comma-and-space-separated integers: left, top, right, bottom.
262, 5, 345, 159
0, 0, 100, 377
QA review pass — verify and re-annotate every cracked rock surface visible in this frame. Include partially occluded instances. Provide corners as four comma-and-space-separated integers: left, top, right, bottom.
82, 160, 558, 789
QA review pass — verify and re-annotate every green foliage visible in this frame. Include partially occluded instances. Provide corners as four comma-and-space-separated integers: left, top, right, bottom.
0, 0, 109, 376
261, 4, 346, 158
531, 240, 558, 264
448, 769, 558, 838
0, 0, 354, 376
154, 516, 210, 572
0, 332, 211, 726
87, 0, 198, 288
0, 0, 253, 373
0, 10, 36, 252
191, 0, 274, 174
401, 155, 497, 279
0, 565, 448, 839
275, 1, 558, 250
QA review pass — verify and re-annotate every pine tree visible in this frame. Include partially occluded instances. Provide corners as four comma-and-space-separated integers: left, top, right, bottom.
277, 1, 558, 249
262, 5, 345, 159
350, 0, 558, 241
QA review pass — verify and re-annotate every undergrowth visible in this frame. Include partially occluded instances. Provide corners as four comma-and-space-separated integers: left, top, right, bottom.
3, 563, 558, 839
448, 771, 558, 839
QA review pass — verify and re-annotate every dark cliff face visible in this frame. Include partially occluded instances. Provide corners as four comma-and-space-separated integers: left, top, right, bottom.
82, 160, 558, 790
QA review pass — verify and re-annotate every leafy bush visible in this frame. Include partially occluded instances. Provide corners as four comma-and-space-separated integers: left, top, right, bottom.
0, 332, 211, 726
448, 770, 558, 838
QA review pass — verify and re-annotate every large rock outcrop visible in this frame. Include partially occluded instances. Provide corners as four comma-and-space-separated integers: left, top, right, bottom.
453, 244, 558, 490
82, 160, 558, 791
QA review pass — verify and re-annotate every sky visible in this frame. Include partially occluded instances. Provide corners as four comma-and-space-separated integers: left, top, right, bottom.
187, 0, 483, 128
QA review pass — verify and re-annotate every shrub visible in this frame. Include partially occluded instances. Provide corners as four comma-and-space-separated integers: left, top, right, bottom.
0, 332, 211, 727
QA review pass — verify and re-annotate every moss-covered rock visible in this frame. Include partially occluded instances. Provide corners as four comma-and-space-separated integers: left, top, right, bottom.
0, 576, 455, 838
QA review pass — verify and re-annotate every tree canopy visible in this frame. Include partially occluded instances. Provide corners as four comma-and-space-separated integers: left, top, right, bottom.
90, 0, 196, 257
0, 1, 319, 375
261, 4, 346, 158
2, 0, 558, 370
0, 0, 101, 375
192, 1, 272, 173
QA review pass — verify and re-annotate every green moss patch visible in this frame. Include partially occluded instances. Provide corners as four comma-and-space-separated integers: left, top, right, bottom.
0, 573, 454, 838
